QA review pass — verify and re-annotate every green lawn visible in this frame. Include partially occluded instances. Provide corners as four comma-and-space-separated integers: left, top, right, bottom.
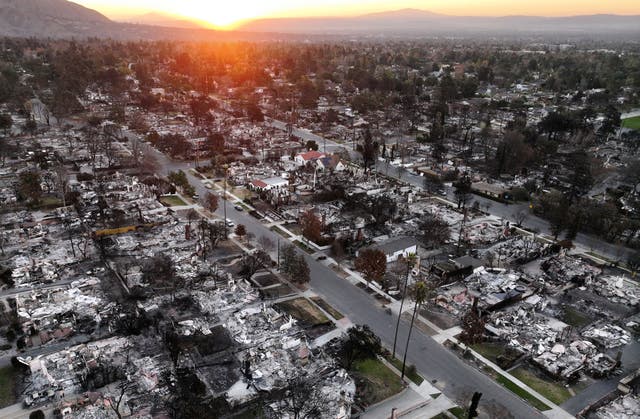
352, 358, 405, 406
470, 342, 505, 363
269, 225, 290, 238
294, 240, 315, 254
510, 367, 572, 405
622, 116, 640, 130
385, 356, 424, 385
447, 406, 468, 419
160, 195, 187, 207
496, 373, 551, 411
0, 366, 17, 408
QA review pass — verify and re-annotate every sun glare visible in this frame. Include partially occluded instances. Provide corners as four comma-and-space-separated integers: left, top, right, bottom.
180, 2, 268, 29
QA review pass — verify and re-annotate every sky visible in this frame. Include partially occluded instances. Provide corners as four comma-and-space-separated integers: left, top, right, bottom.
71, 0, 640, 28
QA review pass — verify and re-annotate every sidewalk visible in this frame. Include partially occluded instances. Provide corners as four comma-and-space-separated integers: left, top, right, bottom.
364, 363, 455, 419
453, 339, 574, 419
185, 177, 574, 419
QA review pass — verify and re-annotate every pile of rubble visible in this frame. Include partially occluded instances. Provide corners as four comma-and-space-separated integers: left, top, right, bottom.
541, 255, 601, 285
222, 300, 355, 416
489, 307, 619, 379
488, 306, 567, 354
532, 341, 616, 379
463, 268, 531, 309
593, 393, 640, 419
582, 323, 632, 348
22, 337, 133, 407
463, 217, 507, 246
479, 236, 552, 265
585, 275, 640, 307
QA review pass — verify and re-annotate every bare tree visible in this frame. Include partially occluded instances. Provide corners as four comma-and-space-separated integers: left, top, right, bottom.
258, 235, 276, 252
514, 210, 528, 228
140, 144, 159, 174
268, 376, 331, 419
240, 250, 271, 280
420, 214, 451, 249
485, 251, 496, 270
103, 380, 136, 419
54, 163, 69, 207
186, 208, 199, 228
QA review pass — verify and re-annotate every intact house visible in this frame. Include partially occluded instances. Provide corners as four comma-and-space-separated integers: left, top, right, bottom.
317, 155, 347, 172
471, 181, 509, 200
294, 150, 326, 167
359, 236, 419, 263
249, 176, 289, 193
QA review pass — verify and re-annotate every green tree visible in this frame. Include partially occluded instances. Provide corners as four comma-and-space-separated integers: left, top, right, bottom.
535, 191, 569, 239
29, 410, 45, 419
566, 151, 594, 202
338, 325, 382, 370
234, 224, 247, 240
454, 173, 472, 209
17, 170, 42, 204
356, 129, 378, 173
305, 140, 319, 151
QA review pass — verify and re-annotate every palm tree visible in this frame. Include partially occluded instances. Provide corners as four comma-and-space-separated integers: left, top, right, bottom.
392, 252, 417, 359
401, 280, 431, 380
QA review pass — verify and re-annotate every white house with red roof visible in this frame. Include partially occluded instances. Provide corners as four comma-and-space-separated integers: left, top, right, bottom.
249, 176, 289, 192
294, 150, 326, 167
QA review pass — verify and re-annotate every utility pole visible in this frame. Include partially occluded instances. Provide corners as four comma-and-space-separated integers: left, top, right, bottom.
392, 255, 414, 359
223, 165, 228, 239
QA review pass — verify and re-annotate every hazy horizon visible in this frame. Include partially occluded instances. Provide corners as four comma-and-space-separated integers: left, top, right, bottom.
71, 0, 640, 29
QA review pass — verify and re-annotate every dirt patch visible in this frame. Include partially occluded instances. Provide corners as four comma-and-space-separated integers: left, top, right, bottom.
401, 312, 438, 336
252, 272, 280, 287
421, 306, 459, 330
261, 284, 295, 299
310, 296, 344, 320
275, 297, 330, 327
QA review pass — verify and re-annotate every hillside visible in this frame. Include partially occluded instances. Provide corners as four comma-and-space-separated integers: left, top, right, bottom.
237, 9, 640, 36
0, 0, 113, 37
120, 12, 209, 30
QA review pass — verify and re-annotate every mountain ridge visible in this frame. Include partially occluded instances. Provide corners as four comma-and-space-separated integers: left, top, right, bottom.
119, 12, 210, 29
0, 1, 638, 39
236, 9, 640, 34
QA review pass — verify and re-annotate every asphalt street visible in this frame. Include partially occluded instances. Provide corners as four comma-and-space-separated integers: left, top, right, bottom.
267, 119, 635, 263
140, 138, 545, 418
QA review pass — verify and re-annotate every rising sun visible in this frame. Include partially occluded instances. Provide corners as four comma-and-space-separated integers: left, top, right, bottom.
182, 2, 270, 29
